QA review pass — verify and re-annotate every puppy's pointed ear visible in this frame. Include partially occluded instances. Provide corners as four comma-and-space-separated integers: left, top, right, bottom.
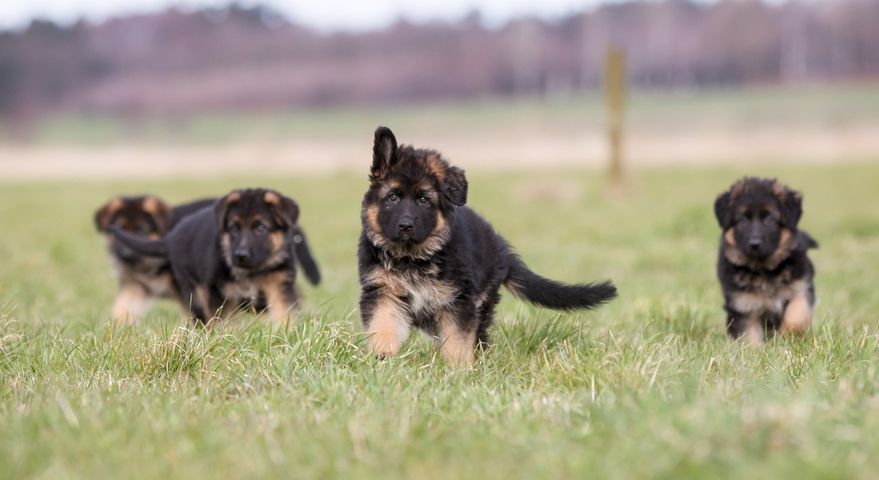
714, 191, 732, 229
442, 166, 468, 207
774, 183, 803, 228
264, 190, 300, 229
214, 191, 240, 229
94, 197, 123, 231
142, 196, 171, 232
371, 126, 397, 180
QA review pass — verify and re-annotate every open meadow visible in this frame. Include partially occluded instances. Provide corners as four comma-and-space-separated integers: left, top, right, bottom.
3, 84, 879, 179
2, 159, 879, 478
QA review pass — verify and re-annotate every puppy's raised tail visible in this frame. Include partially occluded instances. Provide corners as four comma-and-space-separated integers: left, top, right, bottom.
108, 226, 168, 258
505, 258, 617, 310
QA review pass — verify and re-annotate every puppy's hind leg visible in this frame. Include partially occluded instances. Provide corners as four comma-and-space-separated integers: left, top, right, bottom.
474, 287, 502, 350
437, 308, 478, 367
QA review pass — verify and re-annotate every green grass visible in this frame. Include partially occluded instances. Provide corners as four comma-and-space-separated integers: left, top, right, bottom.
2, 163, 879, 478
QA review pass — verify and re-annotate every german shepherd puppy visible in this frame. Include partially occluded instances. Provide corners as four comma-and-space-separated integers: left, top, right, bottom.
110, 189, 320, 324
95, 195, 215, 323
714, 177, 818, 343
358, 127, 617, 365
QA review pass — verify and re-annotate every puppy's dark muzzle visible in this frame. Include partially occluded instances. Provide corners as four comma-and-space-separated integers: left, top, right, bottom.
748, 239, 763, 252
232, 248, 254, 268
745, 237, 772, 259
395, 216, 415, 242
397, 219, 414, 234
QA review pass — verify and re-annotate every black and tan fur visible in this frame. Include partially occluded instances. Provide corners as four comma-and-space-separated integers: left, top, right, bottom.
358, 127, 617, 365
714, 177, 818, 343
95, 195, 215, 323
109, 189, 319, 325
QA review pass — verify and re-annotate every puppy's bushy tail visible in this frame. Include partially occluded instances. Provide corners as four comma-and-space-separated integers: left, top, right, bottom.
505, 258, 617, 310
108, 226, 168, 258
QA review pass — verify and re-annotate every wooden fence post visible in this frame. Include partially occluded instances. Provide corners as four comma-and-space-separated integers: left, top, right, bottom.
605, 46, 626, 188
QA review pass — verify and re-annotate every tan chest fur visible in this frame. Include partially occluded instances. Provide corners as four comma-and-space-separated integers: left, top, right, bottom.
136, 272, 175, 298
730, 278, 809, 315
222, 278, 261, 303
365, 267, 457, 315
115, 260, 175, 298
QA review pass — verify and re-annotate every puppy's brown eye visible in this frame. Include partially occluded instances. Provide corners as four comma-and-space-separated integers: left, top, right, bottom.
417, 194, 430, 206
759, 210, 770, 221
253, 224, 268, 235
228, 223, 241, 233
388, 193, 399, 203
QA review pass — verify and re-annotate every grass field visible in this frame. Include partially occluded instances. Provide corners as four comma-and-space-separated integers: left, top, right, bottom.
4, 84, 879, 182
2, 163, 879, 478
10, 84, 879, 145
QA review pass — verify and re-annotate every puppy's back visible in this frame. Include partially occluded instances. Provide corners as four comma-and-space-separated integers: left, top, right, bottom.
164, 207, 222, 279
169, 198, 216, 229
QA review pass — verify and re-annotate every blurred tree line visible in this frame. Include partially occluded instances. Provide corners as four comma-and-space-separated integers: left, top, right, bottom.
1, 0, 877, 120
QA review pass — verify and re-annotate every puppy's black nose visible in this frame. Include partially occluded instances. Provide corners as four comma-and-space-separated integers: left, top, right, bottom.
748, 239, 762, 251
398, 218, 414, 233
233, 248, 251, 263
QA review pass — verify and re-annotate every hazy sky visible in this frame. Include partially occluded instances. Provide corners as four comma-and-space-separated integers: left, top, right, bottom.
0, 0, 634, 31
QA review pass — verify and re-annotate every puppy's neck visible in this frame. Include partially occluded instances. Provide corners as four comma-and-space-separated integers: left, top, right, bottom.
368, 229, 451, 265
375, 249, 440, 275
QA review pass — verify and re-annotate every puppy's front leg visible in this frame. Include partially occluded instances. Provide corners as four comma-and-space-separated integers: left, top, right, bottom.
726, 311, 764, 345
361, 290, 410, 358
436, 309, 477, 366
111, 282, 152, 325
780, 294, 812, 335
260, 271, 298, 325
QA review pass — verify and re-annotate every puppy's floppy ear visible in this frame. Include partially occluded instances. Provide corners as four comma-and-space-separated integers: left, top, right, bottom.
371, 126, 398, 180
441, 166, 468, 206
94, 197, 123, 231
774, 183, 803, 228
264, 190, 300, 229
214, 191, 241, 228
141, 196, 171, 232
713, 191, 732, 229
